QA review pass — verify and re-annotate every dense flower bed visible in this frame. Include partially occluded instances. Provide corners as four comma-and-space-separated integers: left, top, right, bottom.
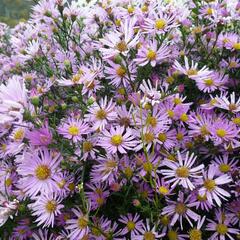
0, 0, 240, 239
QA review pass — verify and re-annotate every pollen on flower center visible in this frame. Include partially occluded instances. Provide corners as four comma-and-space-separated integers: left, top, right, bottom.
127, 221, 135, 231
68, 125, 79, 136
143, 162, 153, 172
204, 179, 216, 191
5, 178, 12, 187
158, 133, 167, 142
96, 109, 107, 120
78, 217, 88, 229
147, 116, 157, 127
216, 129, 226, 138
45, 200, 57, 213
147, 49, 157, 60
83, 141, 93, 152
160, 215, 169, 226
204, 78, 213, 86
35, 165, 51, 180
116, 66, 126, 77
155, 19, 166, 30
144, 132, 155, 143
175, 202, 187, 214
187, 69, 198, 76
206, 8, 213, 15
144, 231, 155, 240
14, 129, 24, 141
233, 42, 240, 50
168, 230, 178, 240
111, 134, 123, 146
197, 193, 207, 201
116, 41, 127, 52
189, 228, 202, 240
176, 166, 189, 178
216, 224, 228, 235
159, 186, 169, 195
219, 164, 230, 173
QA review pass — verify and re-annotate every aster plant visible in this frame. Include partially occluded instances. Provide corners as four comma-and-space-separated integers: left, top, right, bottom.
0, 0, 240, 239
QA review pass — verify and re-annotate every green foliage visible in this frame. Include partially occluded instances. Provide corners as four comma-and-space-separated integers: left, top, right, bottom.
0, 0, 34, 26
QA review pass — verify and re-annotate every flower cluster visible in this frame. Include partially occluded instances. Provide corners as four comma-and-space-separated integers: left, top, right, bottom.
0, 0, 240, 239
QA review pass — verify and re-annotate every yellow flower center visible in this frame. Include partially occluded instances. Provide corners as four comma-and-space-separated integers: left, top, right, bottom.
96, 197, 104, 206
175, 202, 187, 214
155, 19, 166, 30
96, 109, 107, 120
1, 144, 7, 152
5, 178, 12, 187
58, 179, 66, 189
45, 200, 57, 213
219, 164, 230, 173
116, 41, 127, 52
176, 166, 189, 178
200, 125, 210, 136
68, 125, 79, 136
206, 8, 213, 15
14, 129, 24, 141
127, 6, 135, 14
105, 160, 117, 169
233, 43, 240, 50
167, 110, 174, 118
176, 133, 184, 141
160, 215, 169, 226
197, 193, 207, 201
144, 132, 155, 143
115, 19, 121, 26
147, 49, 157, 60
216, 224, 228, 235
35, 165, 51, 180
127, 221, 135, 231
124, 167, 133, 179
144, 231, 155, 240
168, 230, 178, 240
180, 113, 188, 122
72, 74, 81, 83
210, 98, 217, 105
158, 186, 169, 195
232, 117, 240, 125
158, 133, 167, 142
147, 116, 157, 127
78, 217, 88, 229
116, 66, 126, 77
111, 134, 123, 146
187, 69, 198, 76
216, 129, 226, 138
230, 61, 237, 68
141, 4, 148, 12
174, 98, 182, 105
68, 182, 75, 191
204, 78, 213, 86
204, 179, 216, 192
189, 229, 202, 240
83, 141, 93, 152
143, 162, 153, 173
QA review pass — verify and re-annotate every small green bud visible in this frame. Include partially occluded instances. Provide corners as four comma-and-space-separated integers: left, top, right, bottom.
31, 96, 40, 106
71, 96, 78, 102
114, 55, 122, 64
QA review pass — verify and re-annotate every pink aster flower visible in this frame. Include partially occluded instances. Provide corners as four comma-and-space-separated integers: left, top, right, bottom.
197, 164, 232, 206
206, 210, 239, 240
162, 192, 200, 230
99, 126, 137, 154
214, 92, 240, 113
99, 17, 140, 59
66, 207, 89, 240
173, 56, 212, 80
57, 117, 90, 143
86, 97, 117, 131
26, 124, 52, 146
105, 60, 137, 87
134, 40, 170, 67
195, 71, 228, 93
160, 151, 204, 190
119, 213, 144, 238
209, 118, 239, 147
0, 76, 28, 124
29, 193, 64, 227
17, 148, 61, 197
144, 10, 178, 35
